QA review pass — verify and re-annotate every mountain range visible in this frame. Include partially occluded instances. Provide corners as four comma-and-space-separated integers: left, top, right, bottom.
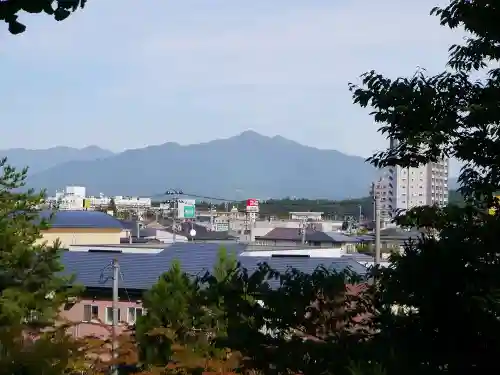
1, 131, 387, 199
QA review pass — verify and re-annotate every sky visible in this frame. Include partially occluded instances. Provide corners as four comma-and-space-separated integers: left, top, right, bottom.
0, 0, 464, 174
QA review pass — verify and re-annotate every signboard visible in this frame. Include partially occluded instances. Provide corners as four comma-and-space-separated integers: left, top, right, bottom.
178, 199, 196, 219
82, 199, 91, 209
246, 198, 259, 213
183, 205, 195, 219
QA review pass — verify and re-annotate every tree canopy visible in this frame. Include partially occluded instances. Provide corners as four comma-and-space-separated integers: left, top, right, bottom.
0, 158, 83, 374
348, 0, 500, 374
0, 0, 87, 34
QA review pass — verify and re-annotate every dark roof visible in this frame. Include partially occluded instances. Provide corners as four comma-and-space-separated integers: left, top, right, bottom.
139, 227, 159, 238
256, 228, 339, 243
176, 222, 236, 241
40, 210, 123, 229
119, 220, 139, 231
355, 234, 375, 242
342, 253, 375, 262
324, 232, 362, 243
60, 243, 366, 291
379, 227, 422, 240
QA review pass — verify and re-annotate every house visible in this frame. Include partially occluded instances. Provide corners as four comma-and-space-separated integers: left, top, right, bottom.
255, 228, 361, 250
175, 222, 237, 242
38, 210, 123, 247
59, 242, 367, 338
359, 227, 423, 253
119, 220, 188, 243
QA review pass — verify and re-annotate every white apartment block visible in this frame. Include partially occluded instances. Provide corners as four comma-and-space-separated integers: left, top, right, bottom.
373, 140, 449, 219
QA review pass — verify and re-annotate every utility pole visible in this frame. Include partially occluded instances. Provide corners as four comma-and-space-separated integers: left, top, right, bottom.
300, 218, 307, 245
111, 259, 119, 375
209, 202, 215, 231
166, 189, 182, 243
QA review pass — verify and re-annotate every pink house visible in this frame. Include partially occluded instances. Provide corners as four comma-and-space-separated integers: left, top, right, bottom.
61, 293, 144, 339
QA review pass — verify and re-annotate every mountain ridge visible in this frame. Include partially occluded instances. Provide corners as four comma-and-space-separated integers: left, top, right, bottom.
0, 145, 114, 174
21, 131, 376, 199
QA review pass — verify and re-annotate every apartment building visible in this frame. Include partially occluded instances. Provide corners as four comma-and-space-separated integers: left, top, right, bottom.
373, 139, 449, 219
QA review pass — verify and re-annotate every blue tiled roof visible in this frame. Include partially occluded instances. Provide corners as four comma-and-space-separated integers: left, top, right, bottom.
40, 210, 123, 229
61, 243, 366, 291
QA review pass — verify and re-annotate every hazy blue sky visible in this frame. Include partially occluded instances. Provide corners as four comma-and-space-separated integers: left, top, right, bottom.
1, 0, 464, 172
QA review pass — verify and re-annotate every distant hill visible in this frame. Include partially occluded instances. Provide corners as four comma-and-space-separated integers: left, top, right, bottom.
0, 146, 114, 174
24, 131, 377, 199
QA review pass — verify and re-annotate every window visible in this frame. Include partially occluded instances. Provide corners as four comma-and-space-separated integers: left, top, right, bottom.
105, 307, 121, 324
83, 304, 99, 322
127, 307, 144, 324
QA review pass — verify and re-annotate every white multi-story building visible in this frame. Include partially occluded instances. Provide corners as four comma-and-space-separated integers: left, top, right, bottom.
374, 139, 449, 219
88, 194, 152, 209
47, 187, 152, 211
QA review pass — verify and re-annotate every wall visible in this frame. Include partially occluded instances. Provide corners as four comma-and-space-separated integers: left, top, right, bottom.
254, 239, 342, 249
241, 247, 344, 257
39, 228, 122, 247
61, 297, 143, 339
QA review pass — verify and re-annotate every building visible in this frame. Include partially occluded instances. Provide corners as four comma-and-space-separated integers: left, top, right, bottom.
38, 210, 124, 247
46, 186, 152, 211
46, 186, 87, 210
254, 228, 361, 250
87, 194, 152, 209
59, 243, 368, 338
374, 138, 449, 219
289, 212, 323, 221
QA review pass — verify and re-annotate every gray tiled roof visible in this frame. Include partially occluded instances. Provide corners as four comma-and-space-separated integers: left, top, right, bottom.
39, 210, 123, 229
342, 253, 375, 262
60, 243, 366, 291
323, 232, 362, 243
257, 228, 335, 243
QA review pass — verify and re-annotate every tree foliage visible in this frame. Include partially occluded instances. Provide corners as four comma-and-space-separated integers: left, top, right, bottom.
108, 198, 118, 217
348, 1, 500, 374
204, 264, 370, 375
0, 0, 87, 35
136, 250, 241, 374
0, 158, 84, 374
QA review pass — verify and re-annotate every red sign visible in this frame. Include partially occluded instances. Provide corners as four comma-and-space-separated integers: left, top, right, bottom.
246, 198, 259, 213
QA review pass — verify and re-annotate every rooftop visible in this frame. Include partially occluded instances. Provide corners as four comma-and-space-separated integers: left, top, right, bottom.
257, 228, 362, 243
39, 210, 123, 229
61, 242, 367, 291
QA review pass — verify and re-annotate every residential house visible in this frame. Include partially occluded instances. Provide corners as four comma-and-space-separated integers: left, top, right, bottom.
255, 228, 360, 250
60, 242, 368, 339
38, 210, 123, 247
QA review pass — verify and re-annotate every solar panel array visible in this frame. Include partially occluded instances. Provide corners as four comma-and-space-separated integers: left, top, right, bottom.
61, 242, 367, 291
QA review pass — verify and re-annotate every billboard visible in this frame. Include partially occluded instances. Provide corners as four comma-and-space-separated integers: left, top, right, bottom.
178, 199, 196, 219
82, 199, 91, 210
246, 198, 259, 213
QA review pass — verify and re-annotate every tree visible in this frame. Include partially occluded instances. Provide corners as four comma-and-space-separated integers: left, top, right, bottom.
0, 0, 87, 35
108, 197, 118, 217
135, 260, 199, 368
0, 158, 83, 374
135, 251, 242, 375
204, 261, 370, 375
349, 1, 500, 374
